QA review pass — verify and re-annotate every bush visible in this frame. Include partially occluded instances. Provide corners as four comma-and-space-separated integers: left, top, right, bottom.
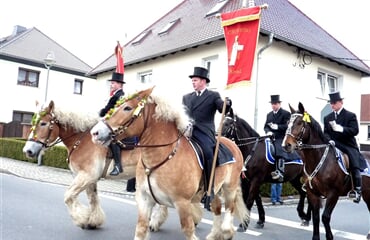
0, 138, 69, 169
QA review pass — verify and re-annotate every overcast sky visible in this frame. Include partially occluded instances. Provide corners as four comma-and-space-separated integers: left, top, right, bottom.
1, 0, 369, 68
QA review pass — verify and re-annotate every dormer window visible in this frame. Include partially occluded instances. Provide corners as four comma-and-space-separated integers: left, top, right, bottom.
132, 30, 151, 45
158, 19, 180, 36
206, 0, 229, 17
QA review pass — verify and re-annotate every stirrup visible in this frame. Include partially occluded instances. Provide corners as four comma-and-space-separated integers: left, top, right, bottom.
348, 190, 361, 203
271, 170, 283, 180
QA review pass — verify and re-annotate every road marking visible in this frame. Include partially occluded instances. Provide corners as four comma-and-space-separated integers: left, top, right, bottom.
102, 194, 366, 239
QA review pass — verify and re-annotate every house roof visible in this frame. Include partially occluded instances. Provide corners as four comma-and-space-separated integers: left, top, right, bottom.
88, 0, 370, 77
0, 26, 93, 76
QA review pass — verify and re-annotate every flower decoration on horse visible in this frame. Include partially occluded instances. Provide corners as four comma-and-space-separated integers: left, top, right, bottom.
104, 92, 140, 120
29, 110, 47, 140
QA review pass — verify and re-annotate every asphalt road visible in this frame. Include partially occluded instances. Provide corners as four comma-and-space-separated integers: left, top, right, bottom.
2, 173, 368, 240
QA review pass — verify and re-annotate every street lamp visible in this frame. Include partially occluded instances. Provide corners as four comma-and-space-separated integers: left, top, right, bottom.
44, 51, 56, 103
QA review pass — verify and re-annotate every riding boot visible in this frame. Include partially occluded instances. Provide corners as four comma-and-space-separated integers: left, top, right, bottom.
202, 158, 213, 211
350, 169, 362, 203
271, 158, 284, 182
109, 144, 123, 176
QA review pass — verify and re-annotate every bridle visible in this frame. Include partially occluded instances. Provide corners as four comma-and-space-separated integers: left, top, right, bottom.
285, 112, 333, 189
28, 112, 62, 148
223, 114, 270, 168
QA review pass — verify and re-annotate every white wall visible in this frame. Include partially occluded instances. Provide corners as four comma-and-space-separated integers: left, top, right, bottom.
0, 60, 102, 122
108, 35, 363, 137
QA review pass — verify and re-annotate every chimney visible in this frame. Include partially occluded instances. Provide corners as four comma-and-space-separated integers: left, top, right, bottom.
12, 25, 27, 35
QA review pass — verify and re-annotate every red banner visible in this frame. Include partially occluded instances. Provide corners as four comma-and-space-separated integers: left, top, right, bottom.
221, 6, 261, 88
115, 41, 124, 74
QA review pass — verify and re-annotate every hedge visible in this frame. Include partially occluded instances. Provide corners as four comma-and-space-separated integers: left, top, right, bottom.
0, 138, 69, 169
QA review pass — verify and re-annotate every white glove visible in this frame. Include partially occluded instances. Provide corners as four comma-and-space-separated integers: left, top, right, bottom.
266, 131, 273, 136
329, 140, 335, 147
332, 123, 344, 132
269, 123, 278, 130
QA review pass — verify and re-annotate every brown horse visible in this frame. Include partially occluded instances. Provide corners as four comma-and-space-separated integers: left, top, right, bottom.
90, 87, 249, 240
221, 108, 311, 231
283, 102, 370, 240
22, 100, 168, 231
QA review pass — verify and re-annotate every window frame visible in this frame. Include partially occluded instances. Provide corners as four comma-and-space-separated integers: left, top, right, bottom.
74, 79, 84, 95
317, 70, 342, 96
17, 68, 40, 87
138, 70, 153, 84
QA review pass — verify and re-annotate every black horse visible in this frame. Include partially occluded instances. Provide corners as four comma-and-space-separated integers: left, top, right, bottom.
221, 108, 311, 231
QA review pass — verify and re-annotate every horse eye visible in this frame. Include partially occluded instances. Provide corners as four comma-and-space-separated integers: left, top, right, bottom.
40, 122, 47, 126
123, 106, 132, 111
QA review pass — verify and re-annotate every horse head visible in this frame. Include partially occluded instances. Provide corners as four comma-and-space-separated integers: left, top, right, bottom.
221, 107, 237, 140
283, 102, 312, 152
91, 87, 155, 145
23, 100, 60, 158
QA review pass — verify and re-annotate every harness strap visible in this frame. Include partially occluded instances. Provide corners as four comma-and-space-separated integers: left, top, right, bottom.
141, 138, 180, 205
304, 145, 329, 189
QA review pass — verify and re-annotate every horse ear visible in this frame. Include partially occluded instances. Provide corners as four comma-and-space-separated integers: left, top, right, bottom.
288, 103, 296, 113
298, 102, 305, 113
48, 100, 55, 112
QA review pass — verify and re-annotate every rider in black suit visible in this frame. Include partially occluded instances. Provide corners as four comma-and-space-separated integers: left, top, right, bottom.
99, 72, 125, 176
323, 91, 364, 203
182, 67, 232, 193
264, 95, 299, 182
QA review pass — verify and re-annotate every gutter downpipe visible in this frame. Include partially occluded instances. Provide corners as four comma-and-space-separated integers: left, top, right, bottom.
253, 32, 274, 130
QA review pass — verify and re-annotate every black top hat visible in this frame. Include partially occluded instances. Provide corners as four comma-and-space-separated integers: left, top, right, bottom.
108, 72, 125, 84
189, 67, 210, 83
269, 95, 281, 103
328, 91, 343, 103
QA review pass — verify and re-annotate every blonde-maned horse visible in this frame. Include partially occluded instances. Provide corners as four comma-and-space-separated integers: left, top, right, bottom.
22, 100, 169, 231
90, 87, 249, 240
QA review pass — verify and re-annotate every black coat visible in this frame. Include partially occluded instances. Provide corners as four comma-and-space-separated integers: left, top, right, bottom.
99, 89, 124, 117
182, 89, 224, 138
323, 108, 363, 170
263, 108, 299, 160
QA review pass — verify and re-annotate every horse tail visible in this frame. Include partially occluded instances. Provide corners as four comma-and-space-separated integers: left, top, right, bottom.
234, 185, 250, 227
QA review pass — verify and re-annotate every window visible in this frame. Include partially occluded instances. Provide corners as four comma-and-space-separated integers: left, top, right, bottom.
17, 68, 40, 87
317, 71, 340, 96
206, 0, 229, 17
158, 19, 180, 35
132, 30, 151, 45
74, 79, 83, 94
368, 125, 370, 139
13, 111, 33, 124
138, 71, 152, 84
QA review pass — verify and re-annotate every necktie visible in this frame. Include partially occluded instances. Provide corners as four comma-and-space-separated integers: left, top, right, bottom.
334, 112, 337, 119
197, 91, 201, 96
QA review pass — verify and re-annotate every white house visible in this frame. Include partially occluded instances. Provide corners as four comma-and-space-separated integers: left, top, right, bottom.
0, 26, 103, 137
88, 0, 370, 148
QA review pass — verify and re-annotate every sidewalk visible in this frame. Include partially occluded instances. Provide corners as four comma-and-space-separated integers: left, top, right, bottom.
0, 157, 133, 196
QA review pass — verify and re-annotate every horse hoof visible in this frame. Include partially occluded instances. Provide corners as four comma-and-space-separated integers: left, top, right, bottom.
86, 224, 97, 230
301, 220, 309, 227
255, 221, 264, 229
367, 233, 370, 240
237, 223, 247, 232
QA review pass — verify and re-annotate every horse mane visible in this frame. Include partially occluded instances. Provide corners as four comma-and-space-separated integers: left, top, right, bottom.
235, 114, 260, 137
306, 114, 328, 143
148, 94, 190, 133
52, 107, 100, 132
